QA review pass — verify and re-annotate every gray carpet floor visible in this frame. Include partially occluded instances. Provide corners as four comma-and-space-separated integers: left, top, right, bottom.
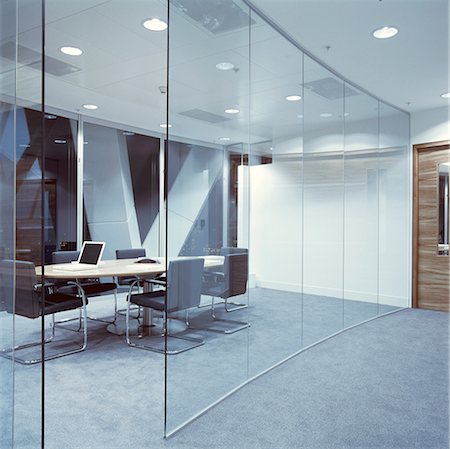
2, 289, 447, 449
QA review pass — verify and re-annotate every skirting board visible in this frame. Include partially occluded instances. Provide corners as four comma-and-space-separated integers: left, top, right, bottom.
255, 279, 408, 308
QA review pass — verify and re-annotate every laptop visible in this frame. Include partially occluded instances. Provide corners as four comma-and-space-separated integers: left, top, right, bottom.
55, 241, 105, 271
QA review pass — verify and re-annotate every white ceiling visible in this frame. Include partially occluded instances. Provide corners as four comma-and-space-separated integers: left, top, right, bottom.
250, 0, 449, 113
1, 0, 440, 151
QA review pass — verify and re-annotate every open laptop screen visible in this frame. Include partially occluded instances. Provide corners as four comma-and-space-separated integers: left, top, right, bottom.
78, 242, 105, 265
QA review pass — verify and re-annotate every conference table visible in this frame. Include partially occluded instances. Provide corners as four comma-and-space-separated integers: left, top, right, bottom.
37, 255, 224, 335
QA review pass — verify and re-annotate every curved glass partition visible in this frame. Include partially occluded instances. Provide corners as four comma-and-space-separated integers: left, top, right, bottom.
0, 0, 411, 445
165, 0, 410, 436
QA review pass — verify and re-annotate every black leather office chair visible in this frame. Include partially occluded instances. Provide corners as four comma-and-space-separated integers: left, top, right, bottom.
52, 251, 118, 324
219, 247, 249, 312
125, 258, 205, 354
0, 260, 88, 364
197, 252, 250, 334
115, 248, 145, 287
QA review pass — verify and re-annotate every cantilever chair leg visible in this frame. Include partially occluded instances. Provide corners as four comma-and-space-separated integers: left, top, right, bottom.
190, 296, 250, 335
126, 298, 204, 355
1, 287, 88, 365
224, 297, 248, 312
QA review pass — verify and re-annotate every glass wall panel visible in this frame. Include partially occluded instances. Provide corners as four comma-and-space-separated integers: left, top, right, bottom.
302, 56, 345, 346
11, 0, 44, 446
0, 1, 16, 446
247, 11, 303, 376
166, 0, 251, 435
44, 0, 168, 447
378, 104, 410, 313
343, 86, 379, 327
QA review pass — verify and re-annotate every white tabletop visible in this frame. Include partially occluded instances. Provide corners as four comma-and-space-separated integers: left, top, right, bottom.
37, 256, 223, 279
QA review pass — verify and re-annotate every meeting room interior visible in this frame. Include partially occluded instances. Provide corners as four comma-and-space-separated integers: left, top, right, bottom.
1, 0, 424, 448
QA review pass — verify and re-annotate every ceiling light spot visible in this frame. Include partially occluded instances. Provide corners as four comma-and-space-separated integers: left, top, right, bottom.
82, 104, 98, 110
143, 18, 168, 31
216, 62, 235, 71
123, 131, 135, 136
219, 137, 231, 142
224, 108, 240, 114
344, 112, 350, 117
44, 114, 57, 120
159, 123, 172, 128
54, 139, 67, 144
60, 46, 83, 56
285, 95, 302, 102
320, 113, 333, 118
440, 92, 450, 99
297, 114, 304, 119
372, 26, 398, 39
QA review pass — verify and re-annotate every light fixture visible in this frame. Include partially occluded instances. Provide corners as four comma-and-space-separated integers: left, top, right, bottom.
344, 112, 350, 117
320, 113, 332, 118
224, 108, 240, 114
82, 104, 98, 110
123, 131, 135, 136
440, 92, 450, 99
143, 18, 168, 31
372, 26, 398, 39
285, 95, 302, 102
44, 114, 57, 120
216, 62, 235, 71
219, 137, 231, 142
159, 123, 172, 128
297, 114, 304, 119
54, 139, 67, 144
269, 147, 273, 151
60, 46, 83, 56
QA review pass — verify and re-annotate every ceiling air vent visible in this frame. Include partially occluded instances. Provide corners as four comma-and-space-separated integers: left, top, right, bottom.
172, 0, 255, 34
304, 77, 358, 100
179, 109, 231, 124
0, 42, 81, 76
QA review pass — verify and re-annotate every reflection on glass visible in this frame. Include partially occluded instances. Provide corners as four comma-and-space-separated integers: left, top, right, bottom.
83, 122, 160, 259
302, 55, 344, 347
166, 0, 250, 434
343, 84, 379, 327
438, 163, 449, 255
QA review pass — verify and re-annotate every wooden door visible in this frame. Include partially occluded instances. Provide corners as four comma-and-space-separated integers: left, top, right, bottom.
413, 141, 450, 311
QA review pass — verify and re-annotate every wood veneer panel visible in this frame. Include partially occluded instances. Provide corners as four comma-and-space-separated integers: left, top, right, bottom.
416, 147, 450, 311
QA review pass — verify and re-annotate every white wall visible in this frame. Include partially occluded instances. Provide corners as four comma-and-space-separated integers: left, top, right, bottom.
247, 130, 410, 307
411, 106, 449, 145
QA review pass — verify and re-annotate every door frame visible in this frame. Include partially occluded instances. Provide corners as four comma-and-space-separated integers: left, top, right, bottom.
412, 140, 450, 308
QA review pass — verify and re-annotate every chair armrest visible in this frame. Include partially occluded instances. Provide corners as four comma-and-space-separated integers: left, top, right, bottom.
203, 271, 224, 284
143, 278, 166, 287
34, 282, 58, 295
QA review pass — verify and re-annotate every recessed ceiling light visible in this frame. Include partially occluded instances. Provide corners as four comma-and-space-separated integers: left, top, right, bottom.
54, 139, 67, 144
372, 26, 398, 39
219, 137, 231, 142
440, 92, 450, 99
269, 147, 273, 151
44, 114, 57, 120
123, 131, 135, 136
60, 46, 83, 56
159, 123, 172, 128
225, 108, 240, 114
216, 62, 235, 71
320, 113, 333, 118
285, 95, 302, 102
82, 104, 98, 110
143, 18, 168, 31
